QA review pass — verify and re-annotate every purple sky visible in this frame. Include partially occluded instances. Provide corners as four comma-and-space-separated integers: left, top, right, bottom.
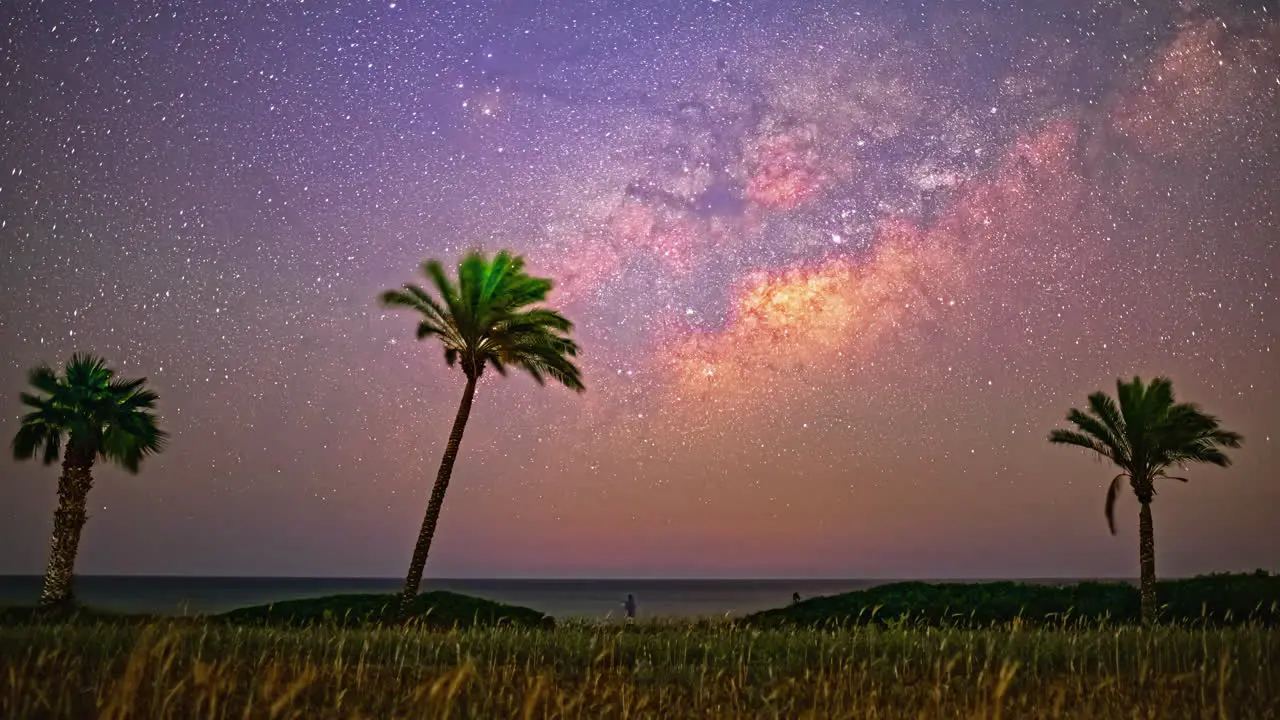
1, 0, 1277, 579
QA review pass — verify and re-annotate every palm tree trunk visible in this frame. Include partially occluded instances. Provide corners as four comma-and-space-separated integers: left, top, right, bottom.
397, 374, 478, 620
39, 445, 95, 609
1137, 500, 1157, 625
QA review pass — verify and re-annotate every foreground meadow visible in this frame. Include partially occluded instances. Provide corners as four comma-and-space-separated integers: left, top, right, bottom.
2, 620, 1277, 719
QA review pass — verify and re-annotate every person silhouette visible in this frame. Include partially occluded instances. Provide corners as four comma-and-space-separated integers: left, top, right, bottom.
622, 593, 637, 620
792, 592, 801, 604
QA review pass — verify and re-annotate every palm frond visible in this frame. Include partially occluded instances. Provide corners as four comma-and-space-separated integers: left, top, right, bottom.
384, 286, 462, 348
12, 423, 51, 462
458, 251, 492, 316
380, 286, 430, 313
41, 430, 63, 464
477, 250, 515, 308
1085, 391, 1129, 461
509, 339, 585, 391
26, 364, 61, 396
416, 320, 446, 341
489, 356, 509, 376
1062, 408, 1126, 463
497, 309, 574, 334
1207, 428, 1244, 448
1115, 377, 1148, 460
102, 414, 167, 474
382, 285, 448, 332
1053, 376, 1243, 527
1104, 473, 1126, 535
1048, 429, 1113, 459
383, 250, 584, 390
66, 353, 112, 389
404, 284, 449, 322
19, 391, 48, 409
518, 362, 544, 385
118, 388, 160, 412
1145, 376, 1175, 415
423, 260, 462, 314
14, 355, 167, 473
108, 376, 148, 396
1177, 445, 1232, 467
500, 274, 553, 310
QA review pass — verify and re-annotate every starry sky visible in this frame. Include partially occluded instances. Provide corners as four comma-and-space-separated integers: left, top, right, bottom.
1, 0, 1277, 580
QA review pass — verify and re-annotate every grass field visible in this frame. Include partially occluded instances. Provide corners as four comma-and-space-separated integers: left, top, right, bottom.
2, 619, 1277, 719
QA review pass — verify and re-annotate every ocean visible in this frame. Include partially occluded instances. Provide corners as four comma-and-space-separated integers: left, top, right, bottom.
0, 576, 1090, 619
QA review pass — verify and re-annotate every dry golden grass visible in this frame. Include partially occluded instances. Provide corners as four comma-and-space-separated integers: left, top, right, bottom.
2, 619, 1277, 718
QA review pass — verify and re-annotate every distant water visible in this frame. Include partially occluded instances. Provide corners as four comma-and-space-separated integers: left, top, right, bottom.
0, 576, 1097, 619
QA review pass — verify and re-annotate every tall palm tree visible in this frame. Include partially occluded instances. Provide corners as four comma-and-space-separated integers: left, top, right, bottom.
1049, 376, 1242, 624
11, 353, 167, 608
380, 250, 584, 617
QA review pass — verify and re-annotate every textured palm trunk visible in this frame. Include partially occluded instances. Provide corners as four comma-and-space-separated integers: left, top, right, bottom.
1138, 500, 1157, 625
398, 374, 478, 620
40, 445, 95, 609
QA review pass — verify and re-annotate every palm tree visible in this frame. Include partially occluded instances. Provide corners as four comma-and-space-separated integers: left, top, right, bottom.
380, 250, 584, 617
11, 353, 167, 608
1049, 376, 1242, 624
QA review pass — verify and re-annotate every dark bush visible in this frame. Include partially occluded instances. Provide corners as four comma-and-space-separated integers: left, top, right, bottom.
217, 591, 554, 630
741, 571, 1280, 629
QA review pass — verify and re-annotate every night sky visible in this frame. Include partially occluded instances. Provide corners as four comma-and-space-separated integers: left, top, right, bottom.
1, 0, 1277, 580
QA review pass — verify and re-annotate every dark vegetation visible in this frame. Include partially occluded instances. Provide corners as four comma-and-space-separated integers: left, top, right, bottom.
5, 572, 1276, 632
0, 604, 151, 627
218, 591, 554, 629
743, 571, 1280, 628
1, 591, 552, 630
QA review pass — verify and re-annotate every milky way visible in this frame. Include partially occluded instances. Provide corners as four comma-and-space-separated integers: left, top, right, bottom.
1, 0, 1277, 579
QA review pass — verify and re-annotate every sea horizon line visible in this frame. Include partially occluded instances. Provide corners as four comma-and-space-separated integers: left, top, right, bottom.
0, 574, 1148, 582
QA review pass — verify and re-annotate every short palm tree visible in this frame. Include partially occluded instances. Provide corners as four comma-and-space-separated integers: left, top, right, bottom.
380, 250, 584, 618
1049, 376, 1242, 624
11, 353, 167, 608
